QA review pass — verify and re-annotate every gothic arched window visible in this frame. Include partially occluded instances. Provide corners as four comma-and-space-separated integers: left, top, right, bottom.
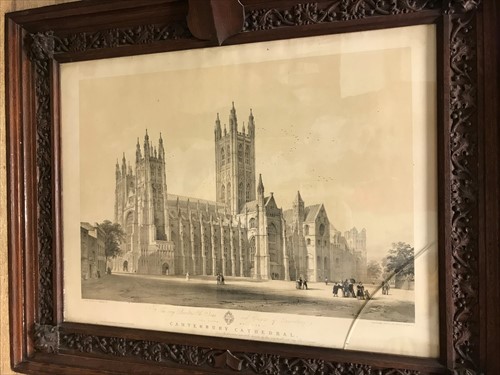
246, 182, 251, 201
220, 147, 225, 165
227, 182, 231, 206
238, 182, 244, 206
249, 218, 256, 228
245, 145, 250, 163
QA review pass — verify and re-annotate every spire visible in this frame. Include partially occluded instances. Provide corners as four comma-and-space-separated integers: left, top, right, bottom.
136, 137, 142, 162
144, 129, 150, 157
295, 190, 303, 204
229, 101, 237, 131
214, 112, 222, 140
257, 173, 264, 195
158, 133, 165, 160
248, 108, 255, 138
115, 159, 120, 179
121, 152, 127, 175
293, 190, 305, 231
242, 121, 245, 134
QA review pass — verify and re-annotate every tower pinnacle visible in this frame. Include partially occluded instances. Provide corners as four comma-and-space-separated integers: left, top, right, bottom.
257, 174, 264, 195
214, 112, 222, 140
136, 138, 142, 162
115, 159, 120, 179
229, 101, 237, 131
121, 152, 127, 175
248, 108, 255, 138
144, 129, 150, 156
158, 133, 165, 160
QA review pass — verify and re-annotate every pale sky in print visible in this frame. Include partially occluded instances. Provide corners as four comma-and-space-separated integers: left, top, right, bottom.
70, 30, 436, 260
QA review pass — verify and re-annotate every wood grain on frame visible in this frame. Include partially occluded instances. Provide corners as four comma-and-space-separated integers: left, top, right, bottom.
4, 0, 499, 374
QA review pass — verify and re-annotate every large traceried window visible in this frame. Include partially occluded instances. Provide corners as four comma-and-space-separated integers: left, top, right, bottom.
238, 182, 244, 208
220, 184, 225, 202
249, 236, 256, 269
125, 211, 134, 252
238, 143, 243, 162
268, 223, 279, 263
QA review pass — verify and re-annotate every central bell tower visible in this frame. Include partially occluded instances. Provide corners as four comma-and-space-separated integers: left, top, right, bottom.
214, 102, 256, 214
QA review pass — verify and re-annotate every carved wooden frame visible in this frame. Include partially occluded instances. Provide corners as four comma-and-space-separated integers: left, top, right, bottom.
5, 0, 499, 374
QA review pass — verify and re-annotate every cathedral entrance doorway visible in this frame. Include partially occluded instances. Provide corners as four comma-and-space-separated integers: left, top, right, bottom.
123, 261, 128, 272
162, 263, 170, 275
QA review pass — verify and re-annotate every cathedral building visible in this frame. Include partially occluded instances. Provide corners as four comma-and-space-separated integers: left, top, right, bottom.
105, 103, 366, 282
112, 104, 287, 280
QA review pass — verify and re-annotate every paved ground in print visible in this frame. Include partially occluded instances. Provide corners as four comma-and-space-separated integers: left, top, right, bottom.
81, 273, 415, 322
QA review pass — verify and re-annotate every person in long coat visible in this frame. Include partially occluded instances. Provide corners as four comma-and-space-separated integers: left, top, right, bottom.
333, 283, 339, 297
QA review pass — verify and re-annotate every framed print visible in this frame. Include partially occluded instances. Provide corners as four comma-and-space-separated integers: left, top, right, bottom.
5, 1, 499, 374
60, 24, 439, 357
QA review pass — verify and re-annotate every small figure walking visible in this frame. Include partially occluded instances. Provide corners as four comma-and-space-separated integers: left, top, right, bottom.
186, 272, 190, 281
325, 277, 328, 285
356, 282, 365, 300
382, 281, 390, 295
333, 283, 339, 297
303, 279, 308, 290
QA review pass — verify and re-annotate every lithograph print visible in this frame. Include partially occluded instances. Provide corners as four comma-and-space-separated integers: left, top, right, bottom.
62, 25, 439, 356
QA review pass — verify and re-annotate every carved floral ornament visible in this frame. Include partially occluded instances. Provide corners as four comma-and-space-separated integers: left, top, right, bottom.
24, 1, 482, 55
18, 0, 485, 374
242, 0, 482, 32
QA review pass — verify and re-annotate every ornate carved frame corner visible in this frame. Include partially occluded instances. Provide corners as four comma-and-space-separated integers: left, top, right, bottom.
5, 0, 499, 374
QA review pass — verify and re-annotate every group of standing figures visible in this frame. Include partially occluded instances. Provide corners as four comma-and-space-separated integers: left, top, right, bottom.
332, 279, 369, 300
216, 273, 225, 285
295, 277, 308, 290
